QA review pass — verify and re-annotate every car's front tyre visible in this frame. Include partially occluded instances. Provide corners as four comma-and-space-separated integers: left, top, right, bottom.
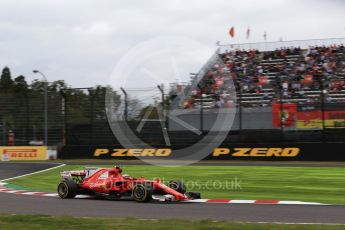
168, 180, 186, 194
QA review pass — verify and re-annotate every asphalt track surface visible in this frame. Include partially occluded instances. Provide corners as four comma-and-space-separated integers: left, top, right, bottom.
1, 192, 345, 224
1, 162, 345, 224
0, 162, 62, 180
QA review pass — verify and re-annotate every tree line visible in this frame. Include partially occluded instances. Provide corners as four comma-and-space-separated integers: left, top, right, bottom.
0, 66, 124, 131
0, 66, 160, 132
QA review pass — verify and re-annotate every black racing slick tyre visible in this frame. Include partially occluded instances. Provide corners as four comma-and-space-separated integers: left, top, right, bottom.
185, 191, 201, 199
132, 183, 152, 202
57, 179, 78, 199
168, 180, 186, 194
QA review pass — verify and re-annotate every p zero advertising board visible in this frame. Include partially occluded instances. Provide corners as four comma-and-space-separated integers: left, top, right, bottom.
0, 146, 47, 161
60, 143, 345, 161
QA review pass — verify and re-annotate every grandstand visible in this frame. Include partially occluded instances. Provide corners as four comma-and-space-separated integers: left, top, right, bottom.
164, 38, 345, 145
176, 41, 345, 109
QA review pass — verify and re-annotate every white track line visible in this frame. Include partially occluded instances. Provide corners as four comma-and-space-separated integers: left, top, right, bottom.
0, 163, 66, 182
2, 190, 22, 193
19, 192, 39, 195
278, 201, 326, 205
229, 200, 256, 204
43, 193, 59, 197
244, 221, 345, 225
183, 199, 209, 203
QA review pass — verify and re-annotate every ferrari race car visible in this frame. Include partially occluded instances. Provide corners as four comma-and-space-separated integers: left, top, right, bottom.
57, 166, 200, 202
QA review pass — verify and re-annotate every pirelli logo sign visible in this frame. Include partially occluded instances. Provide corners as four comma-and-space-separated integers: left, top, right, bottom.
92, 147, 300, 158
212, 148, 300, 157
4, 149, 38, 158
0, 146, 47, 161
94, 148, 172, 157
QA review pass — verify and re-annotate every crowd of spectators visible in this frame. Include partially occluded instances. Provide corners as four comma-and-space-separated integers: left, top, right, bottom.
182, 44, 345, 109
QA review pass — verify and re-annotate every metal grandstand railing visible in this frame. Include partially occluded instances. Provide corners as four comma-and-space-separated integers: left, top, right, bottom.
2, 87, 345, 146
218, 37, 345, 52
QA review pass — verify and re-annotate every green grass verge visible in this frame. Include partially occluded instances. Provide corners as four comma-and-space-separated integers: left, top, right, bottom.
5, 165, 345, 204
0, 214, 344, 230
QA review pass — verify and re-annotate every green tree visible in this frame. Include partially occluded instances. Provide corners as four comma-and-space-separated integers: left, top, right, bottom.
0, 66, 14, 91
13, 75, 28, 93
89, 85, 121, 121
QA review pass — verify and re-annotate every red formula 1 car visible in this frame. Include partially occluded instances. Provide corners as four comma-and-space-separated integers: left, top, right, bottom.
57, 166, 200, 202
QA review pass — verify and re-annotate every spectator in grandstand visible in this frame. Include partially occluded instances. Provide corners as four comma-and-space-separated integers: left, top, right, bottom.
182, 44, 345, 109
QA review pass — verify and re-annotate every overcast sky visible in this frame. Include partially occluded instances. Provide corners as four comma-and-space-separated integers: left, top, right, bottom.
0, 0, 344, 88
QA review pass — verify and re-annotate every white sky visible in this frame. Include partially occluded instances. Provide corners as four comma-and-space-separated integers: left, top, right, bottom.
0, 0, 344, 88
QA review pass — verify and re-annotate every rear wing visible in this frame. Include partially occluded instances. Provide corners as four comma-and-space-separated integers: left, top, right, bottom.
60, 168, 100, 179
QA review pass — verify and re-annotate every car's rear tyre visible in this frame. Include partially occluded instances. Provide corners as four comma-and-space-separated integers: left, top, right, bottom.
132, 183, 152, 202
57, 179, 78, 199
168, 180, 186, 194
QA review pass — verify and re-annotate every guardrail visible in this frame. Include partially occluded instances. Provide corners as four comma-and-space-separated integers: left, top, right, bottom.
218, 37, 345, 52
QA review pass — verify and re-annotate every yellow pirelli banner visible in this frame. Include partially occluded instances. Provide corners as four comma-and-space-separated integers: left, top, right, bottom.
0, 146, 47, 161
